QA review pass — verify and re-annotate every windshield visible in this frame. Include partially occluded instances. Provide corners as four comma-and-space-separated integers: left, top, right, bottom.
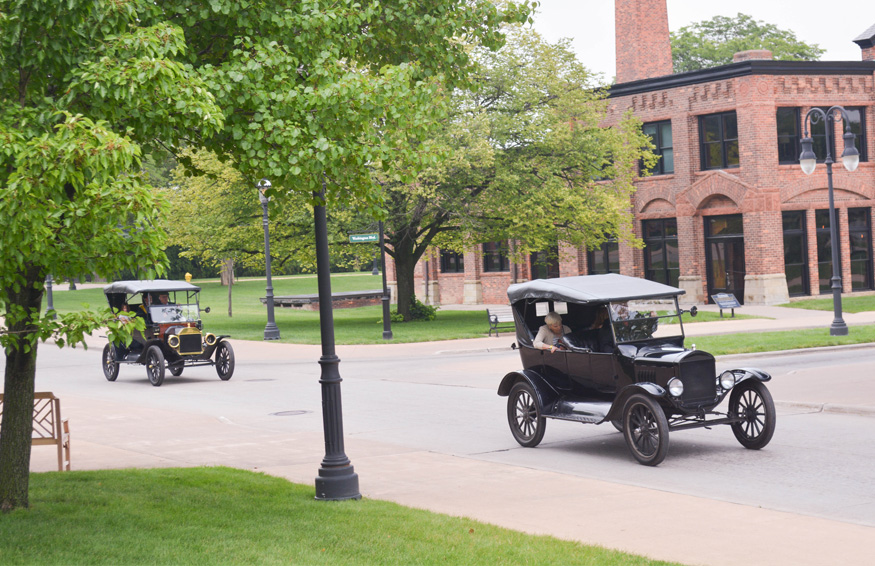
149, 304, 199, 324
609, 301, 684, 343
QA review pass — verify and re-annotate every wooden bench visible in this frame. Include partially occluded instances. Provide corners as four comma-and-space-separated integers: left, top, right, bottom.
486, 306, 516, 337
0, 392, 71, 471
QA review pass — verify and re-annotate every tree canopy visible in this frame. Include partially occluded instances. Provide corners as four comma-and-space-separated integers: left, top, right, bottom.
382, 26, 656, 318
671, 13, 825, 73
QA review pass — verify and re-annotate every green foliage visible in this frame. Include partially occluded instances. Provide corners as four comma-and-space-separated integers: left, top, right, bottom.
2, 468, 671, 565
777, 295, 875, 314
391, 297, 439, 322
670, 13, 825, 73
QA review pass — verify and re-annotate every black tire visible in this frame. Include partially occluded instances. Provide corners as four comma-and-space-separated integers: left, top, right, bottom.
169, 365, 184, 377
146, 345, 165, 387
611, 420, 624, 433
215, 341, 235, 381
507, 381, 546, 447
729, 379, 776, 450
623, 394, 670, 466
102, 344, 119, 382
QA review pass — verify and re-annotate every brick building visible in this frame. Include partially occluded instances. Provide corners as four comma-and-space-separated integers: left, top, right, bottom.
393, 2, 875, 306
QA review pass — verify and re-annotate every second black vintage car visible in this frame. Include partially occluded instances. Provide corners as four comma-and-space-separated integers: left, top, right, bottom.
101, 280, 234, 386
498, 274, 775, 466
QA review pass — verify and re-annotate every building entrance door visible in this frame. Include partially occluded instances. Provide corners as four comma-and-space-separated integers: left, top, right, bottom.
705, 215, 746, 304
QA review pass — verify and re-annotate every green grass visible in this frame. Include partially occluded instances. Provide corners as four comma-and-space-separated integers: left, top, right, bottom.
45, 274, 493, 344
1, 467, 675, 566
689, 324, 875, 356
778, 294, 875, 313
657, 310, 761, 324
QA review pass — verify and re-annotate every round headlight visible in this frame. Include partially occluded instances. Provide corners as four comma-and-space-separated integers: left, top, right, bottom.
205, 333, 217, 346
168, 335, 180, 349
668, 377, 684, 397
720, 370, 736, 390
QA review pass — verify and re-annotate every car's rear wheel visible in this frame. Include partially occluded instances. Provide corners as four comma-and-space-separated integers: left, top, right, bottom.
169, 365, 184, 377
215, 341, 235, 381
729, 379, 776, 450
102, 344, 119, 382
146, 346, 165, 387
507, 381, 545, 447
623, 394, 669, 466
610, 420, 624, 433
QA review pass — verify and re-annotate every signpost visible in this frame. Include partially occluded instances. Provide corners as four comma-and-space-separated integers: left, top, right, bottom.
711, 293, 741, 318
349, 230, 392, 339
349, 233, 379, 243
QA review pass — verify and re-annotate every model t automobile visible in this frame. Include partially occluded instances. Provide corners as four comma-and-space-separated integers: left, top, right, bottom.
101, 280, 234, 386
498, 274, 775, 466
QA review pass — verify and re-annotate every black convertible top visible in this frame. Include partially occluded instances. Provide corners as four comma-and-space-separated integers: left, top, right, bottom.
103, 280, 201, 295
507, 274, 684, 304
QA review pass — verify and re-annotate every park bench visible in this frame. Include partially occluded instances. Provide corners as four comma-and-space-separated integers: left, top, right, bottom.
0, 391, 71, 471
487, 306, 516, 337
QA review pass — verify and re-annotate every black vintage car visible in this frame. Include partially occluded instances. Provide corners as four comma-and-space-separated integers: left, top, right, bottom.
101, 280, 234, 386
498, 274, 775, 466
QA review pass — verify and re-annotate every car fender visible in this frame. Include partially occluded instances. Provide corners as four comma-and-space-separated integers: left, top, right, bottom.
727, 367, 772, 385
604, 382, 667, 422
497, 369, 561, 416
201, 335, 231, 359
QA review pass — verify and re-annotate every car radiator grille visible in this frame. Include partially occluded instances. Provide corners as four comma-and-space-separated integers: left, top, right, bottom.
179, 333, 203, 355
679, 359, 716, 404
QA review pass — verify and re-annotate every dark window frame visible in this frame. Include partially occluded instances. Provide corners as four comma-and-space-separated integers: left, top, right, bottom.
815, 209, 842, 295
809, 106, 868, 164
782, 210, 809, 296
587, 239, 619, 275
641, 120, 674, 175
642, 218, 679, 287
482, 241, 510, 273
776, 107, 801, 165
439, 250, 464, 274
699, 111, 739, 170
848, 207, 873, 291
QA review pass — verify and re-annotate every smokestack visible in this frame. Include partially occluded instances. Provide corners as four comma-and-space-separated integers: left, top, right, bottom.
853, 23, 875, 61
615, 0, 673, 83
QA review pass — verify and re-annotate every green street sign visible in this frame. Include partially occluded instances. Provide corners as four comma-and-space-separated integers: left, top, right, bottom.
349, 233, 379, 243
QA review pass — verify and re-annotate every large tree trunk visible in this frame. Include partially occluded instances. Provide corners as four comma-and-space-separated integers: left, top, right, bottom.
0, 267, 43, 511
392, 238, 418, 321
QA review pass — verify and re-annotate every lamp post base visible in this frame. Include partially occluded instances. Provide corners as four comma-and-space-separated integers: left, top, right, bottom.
315, 465, 361, 501
830, 320, 849, 336
263, 323, 280, 340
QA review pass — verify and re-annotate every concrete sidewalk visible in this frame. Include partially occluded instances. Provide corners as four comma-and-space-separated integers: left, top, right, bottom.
25, 303, 875, 566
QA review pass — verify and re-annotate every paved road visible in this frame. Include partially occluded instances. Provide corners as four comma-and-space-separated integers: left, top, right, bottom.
14, 336, 875, 565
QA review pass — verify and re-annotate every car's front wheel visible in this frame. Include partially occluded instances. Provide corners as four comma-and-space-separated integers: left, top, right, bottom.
102, 344, 119, 382
507, 381, 546, 447
623, 394, 669, 466
145, 345, 165, 387
215, 341, 235, 381
729, 379, 776, 450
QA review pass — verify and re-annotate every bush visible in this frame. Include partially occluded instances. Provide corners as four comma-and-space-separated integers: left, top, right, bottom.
391, 297, 439, 322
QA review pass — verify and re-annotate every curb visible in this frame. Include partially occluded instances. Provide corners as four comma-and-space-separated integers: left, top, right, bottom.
716, 341, 875, 361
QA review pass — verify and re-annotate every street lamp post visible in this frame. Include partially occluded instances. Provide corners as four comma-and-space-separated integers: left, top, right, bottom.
45, 274, 56, 319
313, 181, 360, 501
799, 105, 860, 336
258, 178, 280, 340
378, 220, 392, 340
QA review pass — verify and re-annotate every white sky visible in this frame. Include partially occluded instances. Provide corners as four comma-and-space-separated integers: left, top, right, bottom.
531, 0, 874, 81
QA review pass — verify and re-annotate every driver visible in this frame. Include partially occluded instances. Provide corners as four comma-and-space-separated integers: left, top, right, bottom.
533, 312, 571, 353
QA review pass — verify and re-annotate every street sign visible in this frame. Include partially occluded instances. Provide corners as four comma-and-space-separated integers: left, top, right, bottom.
711, 293, 740, 318
349, 233, 379, 243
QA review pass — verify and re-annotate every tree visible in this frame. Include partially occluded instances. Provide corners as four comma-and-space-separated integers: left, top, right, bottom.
671, 13, 825, 73
0, 0, 225, 510
1, 0, 531, 509
381, 27, 656, 319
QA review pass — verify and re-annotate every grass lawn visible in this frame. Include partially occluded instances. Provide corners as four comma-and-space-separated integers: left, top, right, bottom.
1, 467, 675, 566
689, 324, 875, 356
778, 295, 875, 313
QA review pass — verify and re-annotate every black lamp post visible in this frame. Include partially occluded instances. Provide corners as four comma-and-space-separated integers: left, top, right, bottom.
799, 105, 860, 336
313, 181, 360, 501
258, 178, 280, 340
45, 274, 56, 319
378, 220, 392, 340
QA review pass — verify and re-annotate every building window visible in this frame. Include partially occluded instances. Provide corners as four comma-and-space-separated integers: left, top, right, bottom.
642, 121, 674, 175
440, 250, 464, 273
810, 107, 868, 163
588, 239, 619, 274
782, 211, 809, 296
642, 218, 679, 287
699, 111, 739, 170
849, 208, 873, 291
816, 209, 841, 294
777, 108, 801, 164
482, 241, 509, 272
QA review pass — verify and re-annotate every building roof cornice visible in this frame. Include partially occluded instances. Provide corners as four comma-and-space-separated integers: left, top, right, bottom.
608, 60, 875, 98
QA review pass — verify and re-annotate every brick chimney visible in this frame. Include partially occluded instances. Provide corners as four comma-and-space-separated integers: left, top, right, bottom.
732, 49, 773, 63
853, 23, 875, 61
615, 0, 673, 83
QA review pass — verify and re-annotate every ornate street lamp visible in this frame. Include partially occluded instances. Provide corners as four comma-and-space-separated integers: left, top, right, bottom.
313, 181, 360, 501
258, 178, 280, 340
799, 105, 859, 336
378, 220, 392, 340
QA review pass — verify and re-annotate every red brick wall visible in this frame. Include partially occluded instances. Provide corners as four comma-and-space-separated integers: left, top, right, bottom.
615, 0, 673, 83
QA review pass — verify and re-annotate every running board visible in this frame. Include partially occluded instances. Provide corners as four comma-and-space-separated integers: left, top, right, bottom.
548, 399, 612, 424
